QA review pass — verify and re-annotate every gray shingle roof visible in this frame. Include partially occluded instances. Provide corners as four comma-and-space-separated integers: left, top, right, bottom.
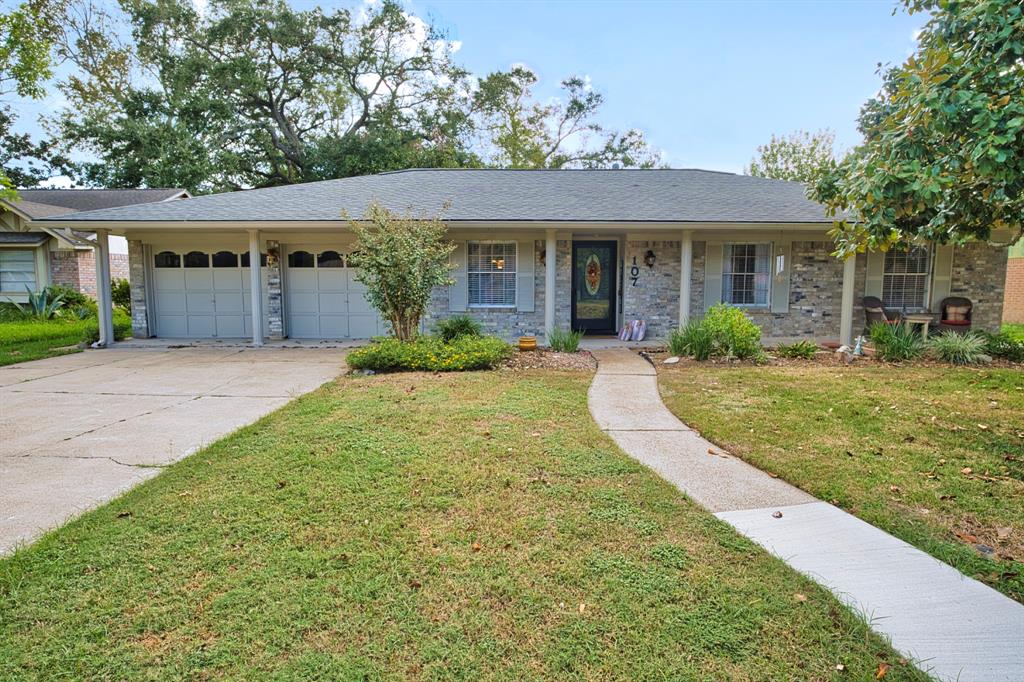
0, 231, 50, 245
3, 199, 78, 220
41, 169, 830, 224
17, 188, 188, 213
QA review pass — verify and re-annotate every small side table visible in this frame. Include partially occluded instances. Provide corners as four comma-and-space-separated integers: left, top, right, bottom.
903, 313, 934, 340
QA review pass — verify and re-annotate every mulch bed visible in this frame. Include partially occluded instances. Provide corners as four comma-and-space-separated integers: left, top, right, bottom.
502, 349, 597, 371
642, 348, 1024, 371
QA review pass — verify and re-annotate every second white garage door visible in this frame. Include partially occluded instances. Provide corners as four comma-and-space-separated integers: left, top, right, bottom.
285, 249, 384, 339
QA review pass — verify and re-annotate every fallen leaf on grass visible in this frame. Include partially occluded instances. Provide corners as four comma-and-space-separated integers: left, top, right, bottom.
793, 593, 807, 603
835, 663, 846, 672
876, 662, 891, 679
961, 467, 973, 475
471, 542, 482, 552
578, 602, 586, 614
116, 511, 132, 519
953, 530, 980, 544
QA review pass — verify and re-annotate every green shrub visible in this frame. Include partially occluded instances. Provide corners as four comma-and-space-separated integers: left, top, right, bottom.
980, 331, 1024, 363
869, 321, 925, 362
702, 304, 763, 359
81, 309, 133, 344
111, 278, 131, 311
927, 331, 991, 365
775, 340, 818, 359
347, 335, 513, 372
435, 315, 482, 342
667, 321, 712, 360
547, 328, 583, 353
47, 285, 93, 309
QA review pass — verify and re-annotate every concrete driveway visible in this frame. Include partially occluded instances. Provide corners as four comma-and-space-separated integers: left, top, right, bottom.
0, 346, 346, 554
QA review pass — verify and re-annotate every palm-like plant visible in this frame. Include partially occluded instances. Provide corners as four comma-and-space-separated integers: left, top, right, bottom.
10, 286, 66, 319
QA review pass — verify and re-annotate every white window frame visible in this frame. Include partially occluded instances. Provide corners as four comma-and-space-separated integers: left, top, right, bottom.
882, 246, 932, 311
0, 249, 38, 292
468, 240, 517, 309
723, 242, 772, 308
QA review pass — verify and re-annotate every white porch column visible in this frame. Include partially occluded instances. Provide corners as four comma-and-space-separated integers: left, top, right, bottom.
678, 230, 693, 327
248, 229, 264, 346
839, 254, 857, 346
94, 229, 115, 347
544, 229, 556, 341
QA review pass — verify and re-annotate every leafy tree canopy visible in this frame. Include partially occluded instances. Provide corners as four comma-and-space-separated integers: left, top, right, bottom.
0, 0, 61, 197
811, 0, 1024, 256
473, 66, 659, 169
745, 129, 836, 183
49, 0, 657, 193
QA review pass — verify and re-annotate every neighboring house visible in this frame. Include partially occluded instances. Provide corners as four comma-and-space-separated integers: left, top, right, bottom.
1004, 239, 1023, 324
36, 169, 1009, 346
0, 188, 189, 302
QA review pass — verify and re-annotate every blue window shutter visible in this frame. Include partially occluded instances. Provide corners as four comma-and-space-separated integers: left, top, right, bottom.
449, 241, 468, 312
704, 241, 723, 313
771, 241, 791, 313
516, 240, 535, 312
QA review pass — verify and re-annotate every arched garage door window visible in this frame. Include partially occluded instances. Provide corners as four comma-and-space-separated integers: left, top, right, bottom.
184, 251, 209, 268
288, 250, 314, 268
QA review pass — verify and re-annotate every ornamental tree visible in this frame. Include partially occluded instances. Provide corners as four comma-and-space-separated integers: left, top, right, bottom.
347, 202, 454, 341
810, 0, 1024, 256
745, 129, 836, 183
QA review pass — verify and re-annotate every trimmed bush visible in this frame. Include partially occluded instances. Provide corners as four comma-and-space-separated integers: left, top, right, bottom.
775, 340, 818, 359
435, 315, 483, 342
702, 304, 763, 359
547, 328, 583, 353
869, 321, 925, 362
47, 285, 93, 310
927, 331, 991, 365
667, 321, 713, 360
348, 335, 513, 372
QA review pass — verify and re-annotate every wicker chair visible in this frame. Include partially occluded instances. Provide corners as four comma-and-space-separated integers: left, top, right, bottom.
862, 296, 903, 331
937, 297, 973, 334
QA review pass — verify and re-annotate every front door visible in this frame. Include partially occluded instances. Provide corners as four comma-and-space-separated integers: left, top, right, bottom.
571, 241, 617, 334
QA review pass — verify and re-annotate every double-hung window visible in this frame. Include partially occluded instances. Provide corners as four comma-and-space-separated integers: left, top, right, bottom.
468, 241, 517, 307
723, 243, 770, 306
882, 246, 930, 310
0, 250, 37, 291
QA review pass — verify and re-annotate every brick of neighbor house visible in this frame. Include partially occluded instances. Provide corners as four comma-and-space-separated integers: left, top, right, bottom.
49, 249, 130, 298
127, 239, 149, 337
1005, 257, 1024, 324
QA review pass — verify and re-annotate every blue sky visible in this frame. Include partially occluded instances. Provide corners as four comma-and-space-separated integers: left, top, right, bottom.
12, 0, 924, 177
407, 0, 924, 172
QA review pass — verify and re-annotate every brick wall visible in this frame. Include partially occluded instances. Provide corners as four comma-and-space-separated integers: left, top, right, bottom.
950, 241, 1007, 332
622, 240, 681, 339
48, 249, 131, 298
1003, 258, 1024, 324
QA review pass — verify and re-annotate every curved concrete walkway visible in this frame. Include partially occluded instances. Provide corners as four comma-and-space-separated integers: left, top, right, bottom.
588, 349, 1024, 682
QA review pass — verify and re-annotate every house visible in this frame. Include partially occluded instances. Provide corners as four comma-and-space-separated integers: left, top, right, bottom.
1004, 239, 1023, 324
35, 169, 1009, 347
0, 188, 189, 302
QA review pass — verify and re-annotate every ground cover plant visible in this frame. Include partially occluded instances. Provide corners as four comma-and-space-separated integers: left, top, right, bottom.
667, 304, 762, 360
0, 308, 131, 366
927, 331, 990, 365
869, 321, 925, 362
658, 363, 1024, 602
774, 340, 819, 359
347, 334, 512, 372
0, 370, 926, 680
547, 328, 583, 353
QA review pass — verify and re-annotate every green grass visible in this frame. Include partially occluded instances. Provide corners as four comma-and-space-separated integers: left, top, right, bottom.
0, 312, 131, 366
1003, 323, 1024, 342
0, 371, 926, 680
658, 363, 1024, 602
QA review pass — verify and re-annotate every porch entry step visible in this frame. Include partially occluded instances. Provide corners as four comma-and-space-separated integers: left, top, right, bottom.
587, 348, 1024, 682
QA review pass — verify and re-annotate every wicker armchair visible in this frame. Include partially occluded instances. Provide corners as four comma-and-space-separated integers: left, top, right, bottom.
862, 296, 903, 330
937, 297, 973, 334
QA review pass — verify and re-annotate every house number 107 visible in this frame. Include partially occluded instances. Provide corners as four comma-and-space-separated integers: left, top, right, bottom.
630, 257, 640, 286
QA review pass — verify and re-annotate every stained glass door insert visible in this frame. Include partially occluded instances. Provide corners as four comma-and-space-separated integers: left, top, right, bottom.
571, 241, 617, 333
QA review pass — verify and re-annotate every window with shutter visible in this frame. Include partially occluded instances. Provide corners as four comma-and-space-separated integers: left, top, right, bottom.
468, 241, 517, 307
723, 243, 771, 306
882, 247, 930, 310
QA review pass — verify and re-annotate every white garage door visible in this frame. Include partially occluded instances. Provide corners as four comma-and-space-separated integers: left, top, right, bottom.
152, 249, 269, 338
285, 249, 383, 339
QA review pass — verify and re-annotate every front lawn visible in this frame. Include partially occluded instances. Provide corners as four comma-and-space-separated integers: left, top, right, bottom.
658, 362, 1024, 602
0, 312, 131, 366
0, 371, 925, 680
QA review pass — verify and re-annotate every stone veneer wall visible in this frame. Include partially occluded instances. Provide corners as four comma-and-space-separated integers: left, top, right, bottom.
127, 240, 148, 338
622, 240, 681, 339
950, 241, 1006, 332
425, 240, 572, 338
266, 240, 284, 339
49, 249, 130, 298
